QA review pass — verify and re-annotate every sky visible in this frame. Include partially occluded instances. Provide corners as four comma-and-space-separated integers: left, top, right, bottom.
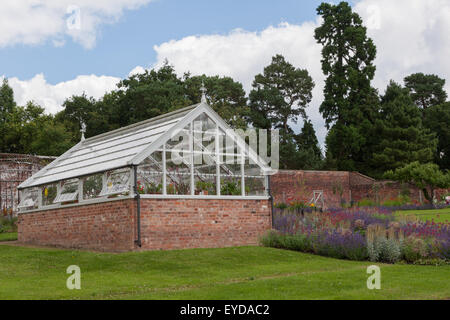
1, 0, 450, 148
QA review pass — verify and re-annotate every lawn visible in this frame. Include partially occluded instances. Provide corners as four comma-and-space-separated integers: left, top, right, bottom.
396, 208, 450, 223
0, 232, 17, 242
0, 245, 448, 300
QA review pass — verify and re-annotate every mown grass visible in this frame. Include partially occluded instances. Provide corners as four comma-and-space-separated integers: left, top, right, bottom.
0, 232, 17, 242
396, 208, 450, 223
0, 245, 448, 300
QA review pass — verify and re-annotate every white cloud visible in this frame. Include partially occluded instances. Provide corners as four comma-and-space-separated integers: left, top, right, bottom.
354, 0, 450, 95
6, 74, 120, 114
149, 0, 450, 147
153, 21, 328, 147
4, 0, 450, 150
0, 0, 152, 49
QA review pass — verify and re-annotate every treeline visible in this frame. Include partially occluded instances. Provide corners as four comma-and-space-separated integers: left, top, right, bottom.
0, 1, 449, 180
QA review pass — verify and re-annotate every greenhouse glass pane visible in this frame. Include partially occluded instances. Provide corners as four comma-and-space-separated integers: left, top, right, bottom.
100, 169, 131, 196
18, 188, 39, 209
137, 151, 164, 194
244, 159, 266, 196
166, 149, 191, 195
83, 174, 103, 200
54, 179, 79, 203
42, 184, 57, 206
220, 156, 242, 196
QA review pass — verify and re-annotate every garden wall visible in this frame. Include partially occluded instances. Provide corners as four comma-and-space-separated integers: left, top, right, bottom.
270, 170, 449, 208
0, 153, 55, 214
18, 198, 272, 252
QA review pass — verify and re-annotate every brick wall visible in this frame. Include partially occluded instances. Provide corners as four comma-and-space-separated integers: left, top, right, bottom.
18, 198, 272, 252
18, 199, 136, 252
271, 170, 353, 209
0, 153, 55, 213
270, 170, 449, 208
138, 199, 272, 250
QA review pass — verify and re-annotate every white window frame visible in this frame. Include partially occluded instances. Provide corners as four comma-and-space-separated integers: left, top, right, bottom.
99, 168, 132, 197
53, 179, 79, 204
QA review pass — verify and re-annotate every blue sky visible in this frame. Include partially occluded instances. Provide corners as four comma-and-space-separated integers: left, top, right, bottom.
0, 0, 323, 84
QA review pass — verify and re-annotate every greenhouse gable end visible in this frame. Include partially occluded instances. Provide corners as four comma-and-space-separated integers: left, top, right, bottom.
17, 101, 272, 251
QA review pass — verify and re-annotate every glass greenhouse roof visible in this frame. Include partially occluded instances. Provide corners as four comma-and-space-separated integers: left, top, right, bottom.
19, 104, 200, 188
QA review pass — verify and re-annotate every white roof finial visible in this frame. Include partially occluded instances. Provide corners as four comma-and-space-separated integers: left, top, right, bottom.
200, 82, 207, 103
80, 122, 86, 141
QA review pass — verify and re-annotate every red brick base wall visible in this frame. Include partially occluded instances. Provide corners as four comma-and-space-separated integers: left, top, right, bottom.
18, 198, 272, 252
139, 199, 272, 250
18, 199, 136, 252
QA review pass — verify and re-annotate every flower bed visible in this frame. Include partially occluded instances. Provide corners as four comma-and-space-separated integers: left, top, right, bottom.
261, 207, 450, 264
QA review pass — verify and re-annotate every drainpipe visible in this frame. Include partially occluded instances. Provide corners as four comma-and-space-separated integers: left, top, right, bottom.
267, 175, 274, 228
133, 166, 142, 247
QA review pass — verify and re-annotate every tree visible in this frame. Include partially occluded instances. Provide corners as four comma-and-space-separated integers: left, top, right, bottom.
404, 73, 447, 109
115, 61, 190, 126
0, 79, 16, 152
423, 102, 450, 169
384, 162, 450, 203
370, 81, 437, 177
249, 54, 314, 133
29, 120, 73, 156
314, 1, 379, 172
184, 75, 249, 129
248, 54, 315, 169
296, 119, 323, 163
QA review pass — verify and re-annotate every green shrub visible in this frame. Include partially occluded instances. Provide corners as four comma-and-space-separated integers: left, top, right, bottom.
368, 238, 401, 263
289, 201, 307, 210
357, 199, 376, 207
0, 217, 17, 233
274, 203, 288, 210
401, 236, 430, 263
260, 231, 312, 252
382, 195, 410, 207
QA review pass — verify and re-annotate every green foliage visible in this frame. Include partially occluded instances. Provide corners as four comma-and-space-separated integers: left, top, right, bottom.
314, 1, 379, 173
401, 237, 431, 263
404, 73, 447, 109
289, 201, 308, 210
0, 217, 17, 233
195, 181, 215, 194
423, 102, 450, 170
382, 196, 410, 207
384, 162, 450, 203
220, 180, 242, 196
249, 54, 314, 131
260, 230, 312, 252
370, 81, 437, 177
248, 54, 317, 170
184, 75, 249, 129
367, 238, 402, 263
357, 199, 376, 207
274, 203, 288, 210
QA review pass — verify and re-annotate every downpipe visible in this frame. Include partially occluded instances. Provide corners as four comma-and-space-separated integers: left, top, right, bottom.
267, 175, 274, 229
133, 166, 142, 247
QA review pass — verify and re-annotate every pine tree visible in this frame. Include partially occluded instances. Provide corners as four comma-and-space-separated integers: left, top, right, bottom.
0, 79, 17, 152
314, 1, 379, 172
296, 119, 322, 161
371, 81, 437, 177
404, 73, 447, 109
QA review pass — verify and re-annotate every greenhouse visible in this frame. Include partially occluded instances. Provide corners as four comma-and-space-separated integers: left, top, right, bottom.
17, 99, 273, 251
